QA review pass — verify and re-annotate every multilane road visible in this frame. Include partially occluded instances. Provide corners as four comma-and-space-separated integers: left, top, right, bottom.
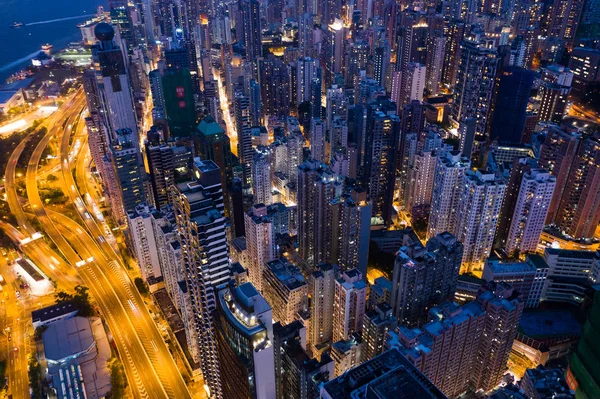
54, 95, 192, 399
4, 90, 193, 398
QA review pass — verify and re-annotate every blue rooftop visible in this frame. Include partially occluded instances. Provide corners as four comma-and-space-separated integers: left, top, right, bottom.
518, 310, 582, 339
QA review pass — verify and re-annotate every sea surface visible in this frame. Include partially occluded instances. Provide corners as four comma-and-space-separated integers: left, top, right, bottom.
0, 0, 107, 82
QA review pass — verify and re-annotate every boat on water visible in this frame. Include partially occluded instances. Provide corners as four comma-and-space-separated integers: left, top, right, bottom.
41, 44, 53, 51
10, 22, 24, 28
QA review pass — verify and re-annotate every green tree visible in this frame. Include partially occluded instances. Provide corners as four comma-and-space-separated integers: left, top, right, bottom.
0, 360, 6, 388
107, 357, 127, 398
73, 285, 94, 317
54, 285, 94, 317
55, 290, 73, 303
28, 356, 42, 399
34, 325, 48, 341
134, 277, 149, 296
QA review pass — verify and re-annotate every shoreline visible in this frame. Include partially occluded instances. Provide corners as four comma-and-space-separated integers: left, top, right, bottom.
0, 39, 80, 85
0, 12, 101, 84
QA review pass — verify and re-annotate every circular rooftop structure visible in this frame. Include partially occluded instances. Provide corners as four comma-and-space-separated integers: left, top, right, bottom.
94, 22, 115, 42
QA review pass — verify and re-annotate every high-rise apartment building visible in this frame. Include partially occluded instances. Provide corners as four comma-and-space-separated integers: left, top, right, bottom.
482, 256, 549, 308
398, 63, 426, 109
109, 128, 146, 221
495, 157, 535, 251
309, 263, 336, 353
330, 186, 372, 276
239, 0, 263, 61
368, 277, 393, 311
390, 235, 449, 326
427, 151, 470, 239
149, 209, 181, 290
555, 133, 600, 239
297, 57, 320, 105
252, 150, 272, 205
170, 158, 231, 397
234, 92, 253, 185
195, 115, 244, 237
214, 282, 276, 399
541, 0, 584, 49
391, 301, 486, 398
537, 128, 580, 221
246, 78, 260, 126
321, 20, 345, 89
392, 281, 524, 395
346, 42, 369, 87
538, 65, 573, 123
489, 67, 538, 145
263, 258, 308, 325
328, 117, 348, 153
471, 282, 525, 391
539, 130, 600, 239
127, 204, 162, 282
92, 23, 138, 140
538, 82, 570, 124
310, 118, 327, 163
244, 204, 275, 293
297, 160, 342, 266
148, 69, 165, 121
273, 321, 334, 399
298, 13, 316, 58
362, 99, 401, 225
400, 100, 426, 139
84, 112, 110, 180
569, 47, 600, 94
505, 169, 556, 255
360, 302, 397, 362
453, 34, 499, 137
261, 55, 290, 118
405, 149, 438, 217
396, 11, 429, 69
372, 45, 390, 88
330, 334, 362, 377
426, 231, 464, 299
325, 86, 348, 132
442, 19, 465, 87
145, 142, 192, 210
145, 142, 175, 210
426, 35, 445, 96
389, 229, 463, 326
332, 269, 367, 343
454, 169, 506, 274
286, 131, 305, 183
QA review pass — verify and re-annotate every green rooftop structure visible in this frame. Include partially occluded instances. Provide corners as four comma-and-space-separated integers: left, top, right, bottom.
162, 68, 197, 137
567, 290, 600, 398
194, 115, 233, 180
193, 115, 246, 237
197, 115, 225, 136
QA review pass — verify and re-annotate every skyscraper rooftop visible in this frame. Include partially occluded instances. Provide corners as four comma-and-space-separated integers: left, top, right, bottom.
321, 348, 446, 399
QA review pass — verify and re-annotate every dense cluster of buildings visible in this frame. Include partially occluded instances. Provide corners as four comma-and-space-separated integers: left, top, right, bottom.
77, 0, 600, 397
